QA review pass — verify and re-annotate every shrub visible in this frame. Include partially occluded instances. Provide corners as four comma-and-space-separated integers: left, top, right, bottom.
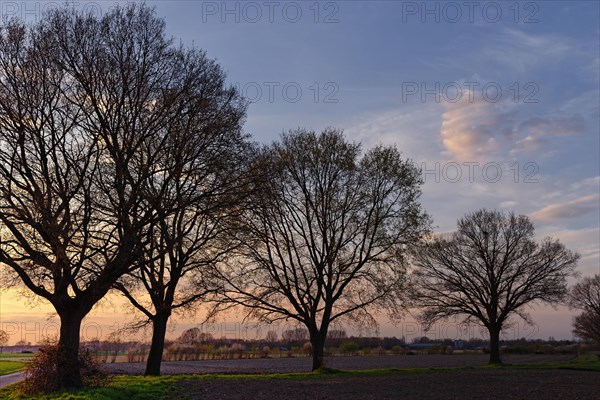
302, 342, 312, 356
262, 345, 271, 358
20, 345, 107, 395
230, 343, 244, 359
126, 345, 147, 362
340, 341, 359, 355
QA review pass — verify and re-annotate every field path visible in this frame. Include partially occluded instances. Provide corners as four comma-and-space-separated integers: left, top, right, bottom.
0, 371, 24, 388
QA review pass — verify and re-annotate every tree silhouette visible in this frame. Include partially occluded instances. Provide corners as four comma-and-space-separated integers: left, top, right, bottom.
0, 3, 245, 388
569, 274, 600, 345
114, 136, 250, 376
209, 128, 430, 370
412, 209, 579, 364
0, 330, 8, 354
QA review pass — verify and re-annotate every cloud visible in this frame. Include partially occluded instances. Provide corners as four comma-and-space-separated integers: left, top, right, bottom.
584, 56, 600, 82
439, 92, 515, 162
344, 103, 443, 161
519, 115, 585, 137
484, 29, 574, 72
438, 84, 588, 160
530, 194, 600, 223
534, 226, 600, 277
511, 135, 547, 155
499, 200, 518, 209
569, 176, 600, 192
510, 115, 586, 155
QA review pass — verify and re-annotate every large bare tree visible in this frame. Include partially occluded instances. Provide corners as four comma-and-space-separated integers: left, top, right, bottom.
209, 128, 430, 370
569, 274, 600, 345
411, 209, 579, 364
0, 4, 246, 388
114, 137, 250, 376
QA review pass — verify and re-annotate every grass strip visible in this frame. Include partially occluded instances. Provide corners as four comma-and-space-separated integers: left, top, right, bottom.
0, 361, 26, 376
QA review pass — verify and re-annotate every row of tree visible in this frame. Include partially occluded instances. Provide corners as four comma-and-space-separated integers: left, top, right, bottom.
0, 4, 592, 391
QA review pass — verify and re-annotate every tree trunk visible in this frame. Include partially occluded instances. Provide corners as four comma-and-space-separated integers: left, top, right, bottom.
144, 312, 170, 376
488, 325, 502, 364
309, 330, 326, 371
58, 311, 84, 388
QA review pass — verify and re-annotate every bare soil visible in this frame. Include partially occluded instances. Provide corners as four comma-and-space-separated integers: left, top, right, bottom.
101, 353, 574, 375
174, 369, 599, 400
102, 354, 599, 399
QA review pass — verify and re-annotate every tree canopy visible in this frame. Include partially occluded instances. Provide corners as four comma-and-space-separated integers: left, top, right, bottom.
411, 209, 579, 364
209, 128, 430, 370
569, 274, 600, 345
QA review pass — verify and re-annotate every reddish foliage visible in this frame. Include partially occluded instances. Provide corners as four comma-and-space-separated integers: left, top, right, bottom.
20, 345, 107, 395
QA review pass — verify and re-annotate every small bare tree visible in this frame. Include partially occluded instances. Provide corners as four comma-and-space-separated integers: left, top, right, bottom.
177, 328, 213, 345
209, 128, 430, 370
569, 274, 600, 345
282, 328, 309, 343
411, 209, 579, 364
264, 330, 278, 343
0, 330, 8, 354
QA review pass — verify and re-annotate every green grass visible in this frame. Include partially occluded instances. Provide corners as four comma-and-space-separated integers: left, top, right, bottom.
0, 360, 26, 375
0, 353, 36, 359
486, 353, 600, 372
0, 376, 179, 400
0, 370, 414, 400
0, 354, 598, 399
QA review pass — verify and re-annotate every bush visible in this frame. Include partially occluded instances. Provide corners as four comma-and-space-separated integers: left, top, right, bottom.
302, 342, 312, 356
20, 345, 107, 395
340, 341, 359, 355
262, 345, 271, 358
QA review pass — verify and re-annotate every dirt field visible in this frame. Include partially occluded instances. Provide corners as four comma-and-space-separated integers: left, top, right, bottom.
174, 369, 598, 400
101, 353, 575, 375
100, 354, 599, 399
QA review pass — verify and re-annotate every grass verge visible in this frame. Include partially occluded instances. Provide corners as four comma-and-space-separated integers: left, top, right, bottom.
0, 376, 178, 400
0, 354, 598, 399
0, 353, 35, 359
0, 361, 26, 376
486, 353, 600, 372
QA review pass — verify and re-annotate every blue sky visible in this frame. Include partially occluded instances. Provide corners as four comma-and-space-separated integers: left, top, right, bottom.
154, 0, 599, 267
148, 0, 600, 340
0, 1, 598, 342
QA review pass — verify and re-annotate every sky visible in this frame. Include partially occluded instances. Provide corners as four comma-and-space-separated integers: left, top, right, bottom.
0, 0, 598, 345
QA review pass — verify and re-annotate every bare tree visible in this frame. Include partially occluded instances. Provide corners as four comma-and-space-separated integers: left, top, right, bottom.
110, 41, 248, 375
0, 4, 244, 388
569, 274, 600, 345
0, 330, 8, 354
114, 138, 249, 376
411, 209, 579, 364
282, 328, 309, 343
209, 128, 430, 370
327, 329, 348, 340
264, 330, 278, 343
177, 328, 213, 345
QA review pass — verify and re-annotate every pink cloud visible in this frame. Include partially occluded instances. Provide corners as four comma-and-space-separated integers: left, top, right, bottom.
440, 93, 512, 162
530, 195, 600, 223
